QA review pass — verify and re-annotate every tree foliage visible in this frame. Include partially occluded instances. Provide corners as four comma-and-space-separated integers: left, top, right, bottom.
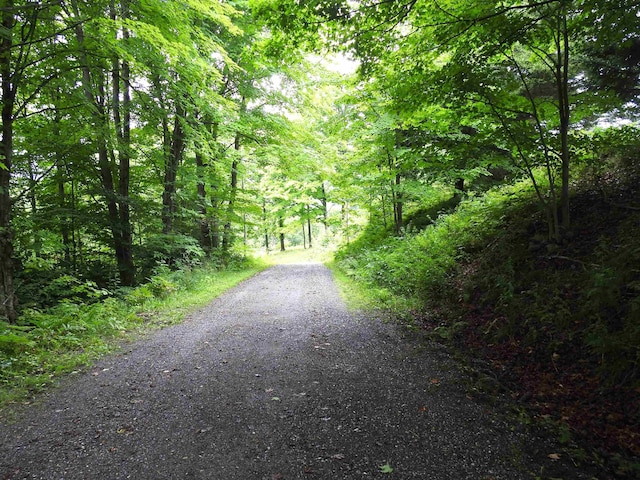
1, 0, 639, 328
0, 0, 330, 320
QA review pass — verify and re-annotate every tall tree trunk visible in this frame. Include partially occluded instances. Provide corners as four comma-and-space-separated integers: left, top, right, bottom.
381, 193, 388, 228
242, 178, 247, 253
162, 104, 185, 234
196, 150, 212, 252
387, 147, 403, 235
557, 10, 571, 231
56, 162, 71, 265
27, 160, 42, 255
321, 182, 328, 232
71, 0, 135, 286
195, 121, 220, 252
307, 205, 312, 248
112, 0, 135, 285
263, 199, 269, 252
0, 0, 17, 321
279, 216, 285, 252
211, 194, 221, 249
52, 95, 72, 266
393, 173, 403, 235
222, 131, 241, 252
70, 177, 78, 271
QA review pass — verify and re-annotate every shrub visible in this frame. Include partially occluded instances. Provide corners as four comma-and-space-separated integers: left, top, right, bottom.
335, 179, 536, 303
135, 234, 205, 278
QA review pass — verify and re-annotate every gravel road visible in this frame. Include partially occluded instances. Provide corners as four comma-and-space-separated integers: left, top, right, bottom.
1, 263, 601, 479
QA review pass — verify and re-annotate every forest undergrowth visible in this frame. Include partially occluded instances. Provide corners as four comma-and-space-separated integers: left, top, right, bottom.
335, 158, 640, 478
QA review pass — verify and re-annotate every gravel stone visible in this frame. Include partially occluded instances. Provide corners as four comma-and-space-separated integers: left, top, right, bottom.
0, 263, 599, 479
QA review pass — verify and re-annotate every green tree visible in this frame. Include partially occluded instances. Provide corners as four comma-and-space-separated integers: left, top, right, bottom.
254, 0, 639, 239
0, 0, 69, 321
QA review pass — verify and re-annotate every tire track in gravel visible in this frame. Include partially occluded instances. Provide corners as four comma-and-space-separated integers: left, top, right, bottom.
0, 263, 599, 479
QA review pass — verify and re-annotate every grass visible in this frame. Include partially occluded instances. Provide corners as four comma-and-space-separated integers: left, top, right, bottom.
326, 259, 382, 311
128, 263, 266, 326
0, 259, 267, 409
327, 259, 421, 316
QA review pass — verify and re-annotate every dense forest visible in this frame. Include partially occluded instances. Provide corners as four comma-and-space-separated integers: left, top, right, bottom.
0, 0, 344, 320
1, 0, 639, 475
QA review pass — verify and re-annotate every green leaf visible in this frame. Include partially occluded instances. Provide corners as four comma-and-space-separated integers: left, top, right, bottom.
379, 463, 393, 474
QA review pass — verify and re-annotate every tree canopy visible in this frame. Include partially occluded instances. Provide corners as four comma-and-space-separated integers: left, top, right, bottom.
0, 0, 638, 321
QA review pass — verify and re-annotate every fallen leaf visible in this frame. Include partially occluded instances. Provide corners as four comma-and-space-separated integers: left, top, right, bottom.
419, 406, 428, 413
379, 463, 394, 473
548, 453, 561, 460
271, 397, 281, 401
271, 474, 284, 480
430, 378, 440, 385
116, 425, 134, 435
330, 453, 345, 460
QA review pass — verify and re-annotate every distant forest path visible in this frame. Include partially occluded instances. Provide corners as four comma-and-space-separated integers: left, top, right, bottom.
1, 263, 596, 479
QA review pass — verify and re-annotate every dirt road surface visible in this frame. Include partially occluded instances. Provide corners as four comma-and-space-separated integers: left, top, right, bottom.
1, 264, 601, 479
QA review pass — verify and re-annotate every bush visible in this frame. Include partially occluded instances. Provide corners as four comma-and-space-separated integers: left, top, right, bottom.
135, 234, 205, 278
336, 179, 536, 302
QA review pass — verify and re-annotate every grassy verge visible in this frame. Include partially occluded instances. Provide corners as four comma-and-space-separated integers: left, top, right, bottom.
0, 259, 267, 408
327, 259, 420, 316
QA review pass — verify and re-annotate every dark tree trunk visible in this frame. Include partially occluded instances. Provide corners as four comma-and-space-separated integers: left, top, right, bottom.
72, 0, 135, 286
196, 150, 212, 252
112, 2, 134, 285
307, 205, 312, 248
162, 105, 185, 234
381, 193, 388, 228
0, 0, 17, 322
53, 96, 72, 266
393, 173, 403, 235
223, 131, 241, 252
211, 196, 221, 250
263, 199, 269, 252
387, 146, 403, 235
557, 10, 571, 232
321, 182, 328, 232
56, 162, 71, 265
279, 216, 285, 252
